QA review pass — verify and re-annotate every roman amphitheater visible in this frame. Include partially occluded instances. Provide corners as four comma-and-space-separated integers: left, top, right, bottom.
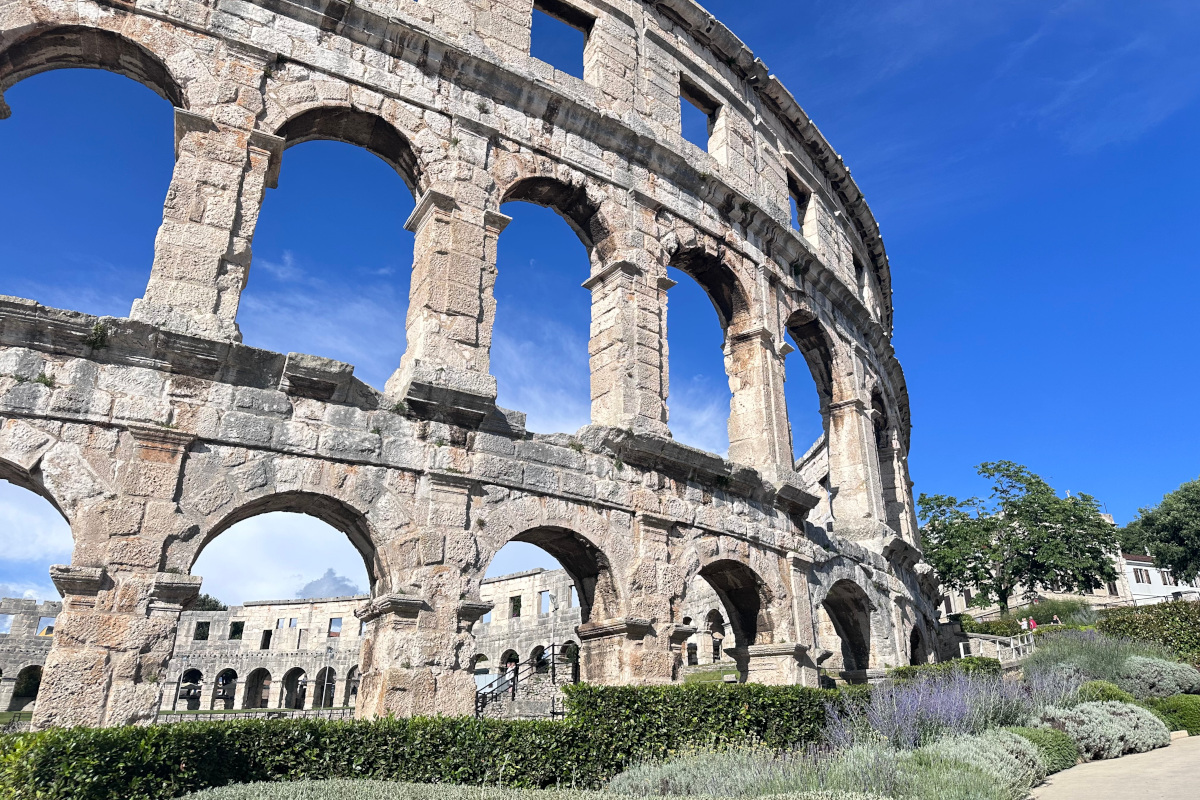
0, 0, 942, 730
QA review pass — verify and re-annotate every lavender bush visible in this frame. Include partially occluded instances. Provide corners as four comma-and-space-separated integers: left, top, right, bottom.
823, 670, 1080, 750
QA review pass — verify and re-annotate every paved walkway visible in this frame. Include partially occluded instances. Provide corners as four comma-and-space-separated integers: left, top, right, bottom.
1032, 736, 1199, 799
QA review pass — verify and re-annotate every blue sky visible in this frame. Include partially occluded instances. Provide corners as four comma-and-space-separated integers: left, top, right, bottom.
1, 0, 1198, 603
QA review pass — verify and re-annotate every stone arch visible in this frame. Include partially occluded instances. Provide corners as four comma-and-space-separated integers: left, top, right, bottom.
499, 175, 619, 261
0, 25, 186, 110
784, 306, 837, 417
242, 667, 271, 710
173, 489, 382, 595
0, 420, 111, 531
0, 455, 69, 525
212, 668, 237, 710
7, 664, 42, 711
344, 665, 361, 707
281, 666, 307, 709
272, 106, 422, 193
313, 666, 336, 708
500, 648, 519, 667
693, 558, 774, 648
667, 245, 753, 334
817, 579, 875, 676
909, 624, 929, 666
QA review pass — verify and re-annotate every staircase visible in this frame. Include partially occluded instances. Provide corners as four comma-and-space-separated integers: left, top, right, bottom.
475, 643, 579, 720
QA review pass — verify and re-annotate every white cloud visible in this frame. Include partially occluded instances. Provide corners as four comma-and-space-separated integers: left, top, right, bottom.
0, 480, 72, 563
667, 376, 731, 457
297, 568, 363, 599
0, 580, 59, 602
491, 313, 591, 435
191, 512, 371, 607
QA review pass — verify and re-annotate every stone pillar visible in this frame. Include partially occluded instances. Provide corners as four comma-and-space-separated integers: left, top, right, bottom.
827, 395, 889, 543
385, 190, 506, 425
584, 260, 670, 435
698, 630, 715, 665
877, 428, 919, 546
32, 566, 201, 730
726, 327, 793, 481
0, 676, 15, 712
732, 643, 810, 685
576, 617, 654, 684
131, 103, 284, 341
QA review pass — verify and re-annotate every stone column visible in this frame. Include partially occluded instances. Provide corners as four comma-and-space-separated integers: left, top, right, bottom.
827, 395, 889, 543
131, 104, 284, 342
576, 617, 654, 684
0, 676, 15, 712
385, 190, 507, 426
698, 630, 715, 665
877, 428, 919, 546
584, 260, 670, 435
732, 643, 810, 685
726, 327, 794, 481
32, 566, 201, 730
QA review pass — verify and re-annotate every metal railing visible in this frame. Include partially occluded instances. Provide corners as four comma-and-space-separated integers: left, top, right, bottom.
959, 632, 1035, 663
474, 643, 578, 718
157, 706, 355, 724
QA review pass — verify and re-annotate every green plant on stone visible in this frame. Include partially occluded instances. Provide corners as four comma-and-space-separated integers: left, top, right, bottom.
84, 322, 109, 349
33, 372, 55, 389
1034, 701, 1170, 761
1001, 727, 1079, 774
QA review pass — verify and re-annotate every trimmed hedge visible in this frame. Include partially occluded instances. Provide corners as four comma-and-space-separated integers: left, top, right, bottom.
1098, 601, 1200, 661
889, 656, 1002, 681
0, 683, 847, 800
1143, 694, 1200, 735
1003, 727, 1078, 774
953, 615, 1022, 638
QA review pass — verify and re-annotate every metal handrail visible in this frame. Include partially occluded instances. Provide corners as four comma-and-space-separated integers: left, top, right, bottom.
474, 643, 578, 717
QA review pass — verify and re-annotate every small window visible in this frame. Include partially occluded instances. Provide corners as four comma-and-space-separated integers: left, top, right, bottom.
289, 618, 298, 628
963, 589, 973, 605
679, 75, 720, 152
1162, 571, 1176, 586
539, 590, 551, 616
788, 174, 810, 233
510, 596, 522, 618
228, 621, 245, 640
0, 614, 12, 635
530, 0, 593, 80
481, 610, 492, 624
567, 585, 576, 608
1134, 568, 1151, 584
276, 618, 285, 629
1107, 581, 1119, 596
359, 619, 368, 636
328, 618, 342, 638
193, 621, 210, 641
260, 630, 272, 650
942, 597, 952, 616
36, 616, 56, 636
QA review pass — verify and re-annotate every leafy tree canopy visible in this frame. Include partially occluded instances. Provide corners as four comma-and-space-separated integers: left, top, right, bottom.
918, 461, 1118, 612
1119, 477, 1200, 583
191, 593, 228, 611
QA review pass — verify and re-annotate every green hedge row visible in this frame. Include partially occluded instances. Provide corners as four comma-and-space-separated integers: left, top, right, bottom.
0, 683, 849, 800
889, 656, 1002, 680
1097, 601, 1200, 662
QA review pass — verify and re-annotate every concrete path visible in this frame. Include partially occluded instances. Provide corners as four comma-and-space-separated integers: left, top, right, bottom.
1032, 736, 1200, 799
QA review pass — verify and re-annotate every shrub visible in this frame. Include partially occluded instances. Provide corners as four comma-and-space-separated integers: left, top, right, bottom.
1075, 680, 1135, 704
823, 669, 1078, 749
564, 683, 841, 758
1114, 656, 1200, 699
1142, 694, 1200, 734
1034, 701, 1170, 761
1002, 726, 1078, 774
954, 615, 1022, 638
1098, 600, 1200, 657
606, 742, 1009, 800
179, 784, 605, 800
919, 730, 1045, 800
1023, 599, 1097, 627
889, 657, 1001, 681
1023, 629, 1175, 685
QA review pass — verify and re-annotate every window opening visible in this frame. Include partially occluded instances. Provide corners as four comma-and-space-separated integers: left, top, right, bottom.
277, 618, 285, 629
539, 590, 551, 615
229, 621, 245, 640
36, 617, 55, 636
510, 596, 523, 618
289, 618, 298, 628
193, 621, 210, 641
359, 619, 368, 636
1107, 581, 1119, 596
567, 585, 577, 608
260, 630, 272, 650
328, 617, 342, 637
1133, 568, 1150, 584
0, 615, 11, 635
788, 174, 811, 233
530, 0, 594, 80
665, 266, 733, 455
679, 75, 720, 152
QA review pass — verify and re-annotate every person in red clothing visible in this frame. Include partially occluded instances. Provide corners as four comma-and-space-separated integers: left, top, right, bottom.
1028, 617, 1038, 632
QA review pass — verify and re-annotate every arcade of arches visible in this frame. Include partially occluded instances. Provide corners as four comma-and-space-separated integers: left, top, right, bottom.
0, 0, 941, 730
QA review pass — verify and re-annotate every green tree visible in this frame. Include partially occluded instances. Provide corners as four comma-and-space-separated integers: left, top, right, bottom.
918, 461, 1118, 612
1120, 477, 1200, 583
191, 593, 227, 611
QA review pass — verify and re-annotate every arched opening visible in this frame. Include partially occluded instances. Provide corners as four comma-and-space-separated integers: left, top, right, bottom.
281, 667, 307, 710
345, 665, 361, 707
493, 179, 597, 433
706, 610, 727, 663
678, 576, 736, 671
677, 562, 770, 682
696, 560, 771, 649
665, 248, 752, 456
872, 389, 905, 538
7, 665, 42, 712
0, 28, 176, 318
242, 109, 419, 391
242, 668, 272, 710
909, 625, 929, 666
784, 311, 835, 465
212, 668, 238, 711
500, 649, 520, 669
817, 579, 875, 682
313, 666, 337, 708
0, 468, 72, 603
176, 668, 203, 711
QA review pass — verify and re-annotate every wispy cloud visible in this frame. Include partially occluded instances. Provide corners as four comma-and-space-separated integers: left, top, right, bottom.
0, 481, 72, 563
297, 568, 363, 599
491, 312, 592, 435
